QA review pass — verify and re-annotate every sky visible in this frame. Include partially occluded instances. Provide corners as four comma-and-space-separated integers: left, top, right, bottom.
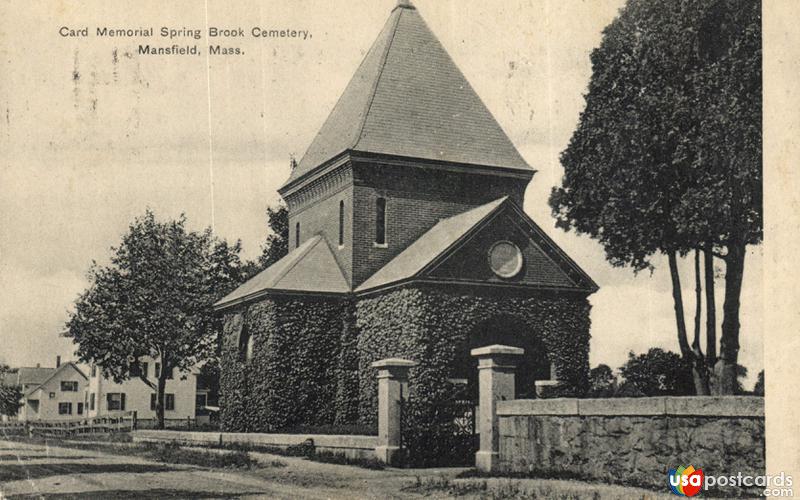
0, 0, 762, 386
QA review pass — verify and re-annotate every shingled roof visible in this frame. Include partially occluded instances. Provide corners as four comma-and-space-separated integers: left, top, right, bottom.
283, 0, 530, 188
214, 235, 349, 310
357, 197, 598, 294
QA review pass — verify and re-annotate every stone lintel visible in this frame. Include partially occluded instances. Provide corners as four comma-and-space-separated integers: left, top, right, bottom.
371, 358, 417, 369
471, 345, 524, 357
495, 396, 765, 417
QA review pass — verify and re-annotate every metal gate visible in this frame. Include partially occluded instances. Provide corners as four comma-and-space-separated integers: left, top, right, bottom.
399, 383, 477, 467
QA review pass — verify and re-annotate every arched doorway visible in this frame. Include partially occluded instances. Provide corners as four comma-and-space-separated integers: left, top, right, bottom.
451, 314, 551, 400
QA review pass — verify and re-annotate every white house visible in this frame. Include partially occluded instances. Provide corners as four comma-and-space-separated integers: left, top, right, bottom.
5, 360, 89, 421
86, 358, 197, 423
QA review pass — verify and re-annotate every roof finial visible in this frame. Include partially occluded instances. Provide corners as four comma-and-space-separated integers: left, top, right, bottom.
396, 0, 415, 10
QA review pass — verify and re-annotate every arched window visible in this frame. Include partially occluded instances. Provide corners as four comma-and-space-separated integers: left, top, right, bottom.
238, 322, 254, 362
338, 200, 345, 246
295, 222, 301, 249
375, 197, 386, 245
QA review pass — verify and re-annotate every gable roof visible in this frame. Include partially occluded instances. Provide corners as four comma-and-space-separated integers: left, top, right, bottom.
23, 362, 87, 397
283, 1, 530, 189
13, 367, 56, 387
214, 235, 349, 310
356, 197, 598, 294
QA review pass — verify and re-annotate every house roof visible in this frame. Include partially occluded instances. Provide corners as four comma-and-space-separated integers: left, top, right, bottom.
282, 1, 530, 189
23, 362, 87, 397
13, 367, 56, 387
214, 235, 349, 310
356, 197, 598, 294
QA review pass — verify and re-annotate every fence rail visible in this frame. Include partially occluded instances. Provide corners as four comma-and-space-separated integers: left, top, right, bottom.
0, 412, 136, 437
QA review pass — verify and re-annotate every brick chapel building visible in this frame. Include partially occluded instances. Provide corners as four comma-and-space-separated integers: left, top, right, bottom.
215, 0, 597, 432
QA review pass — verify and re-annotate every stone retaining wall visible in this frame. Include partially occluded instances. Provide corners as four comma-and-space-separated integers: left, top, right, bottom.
132, 430, 378, 460
496, 396, 765, 496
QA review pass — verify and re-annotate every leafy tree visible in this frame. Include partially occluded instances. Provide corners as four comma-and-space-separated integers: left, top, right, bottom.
0, 364, 22, 417
258, 203, 289, 270
550, 0, 761, 394
588, 364, 618, 398
618, 349, 694, 397
66, 210, 248, 428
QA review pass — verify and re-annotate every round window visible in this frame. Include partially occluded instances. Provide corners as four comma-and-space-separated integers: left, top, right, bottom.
488, 241, 523, 278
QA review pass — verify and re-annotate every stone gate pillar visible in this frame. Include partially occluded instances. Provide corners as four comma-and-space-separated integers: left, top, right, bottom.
372, 358, 416, 464
471, 344, 524, 473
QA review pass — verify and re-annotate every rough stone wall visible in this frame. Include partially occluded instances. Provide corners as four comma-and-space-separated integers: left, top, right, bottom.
355, 285, 591, 425
219, 295, 350, 432
497, 397, 765, 496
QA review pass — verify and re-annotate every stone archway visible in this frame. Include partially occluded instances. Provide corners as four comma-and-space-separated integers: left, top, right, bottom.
451, 314, 551, 399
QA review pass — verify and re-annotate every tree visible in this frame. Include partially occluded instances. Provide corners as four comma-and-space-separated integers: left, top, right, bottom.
550, 0, 761, 394
618, 349, 694, 397
258, 203, 289, 270
753, 370, 764, 396
588, 364, 618, 397
66, 210, 247, 428
0, 364, 22, 417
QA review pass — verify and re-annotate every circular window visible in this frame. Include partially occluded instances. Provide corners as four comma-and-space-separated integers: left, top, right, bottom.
488, 241, 523, 278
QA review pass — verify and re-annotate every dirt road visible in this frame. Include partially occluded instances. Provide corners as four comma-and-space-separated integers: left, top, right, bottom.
0, 439, 670, 499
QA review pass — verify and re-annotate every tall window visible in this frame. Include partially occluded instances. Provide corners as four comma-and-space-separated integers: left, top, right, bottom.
89, 393, 95, 411
375, 197, 387, 245
338, 200, 345, 246
295, 222, 301, 249
165, 394, 175, 411
238, 323, 254, 362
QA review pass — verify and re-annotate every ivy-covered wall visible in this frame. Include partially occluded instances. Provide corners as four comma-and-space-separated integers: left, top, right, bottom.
219, 295, 350, 432
220, 285, 590, 432
356, 285, 592, 425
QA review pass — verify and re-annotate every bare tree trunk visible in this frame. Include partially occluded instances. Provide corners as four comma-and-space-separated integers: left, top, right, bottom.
715, 241, 746, 395
156, 372, 167, 429
692, 249, 710, 395
668, 251, 691, 359
704, 245, 717, 366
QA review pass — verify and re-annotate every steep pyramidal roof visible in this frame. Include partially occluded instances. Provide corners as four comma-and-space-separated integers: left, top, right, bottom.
284, 1, 530, 187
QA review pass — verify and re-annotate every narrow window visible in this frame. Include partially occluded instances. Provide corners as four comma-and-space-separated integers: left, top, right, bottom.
141, 362, 149, 378
91, 365, 97, 377
338, 200, 345, 246
77, 402, 84, 415
155, 363, 161, 378
165, 394, 175, 411
375, 197, 386, 245
150, 393, 157, 411
89, 393, 95, 411
295, 222, 301, 248
238, 323, 254, 362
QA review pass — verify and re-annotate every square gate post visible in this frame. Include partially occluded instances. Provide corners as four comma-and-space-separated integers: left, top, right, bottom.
471, 345, 524, 473
372, 358, 417, 464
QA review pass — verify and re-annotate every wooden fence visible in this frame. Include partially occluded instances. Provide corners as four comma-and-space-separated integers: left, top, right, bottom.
0, 412, 135, 437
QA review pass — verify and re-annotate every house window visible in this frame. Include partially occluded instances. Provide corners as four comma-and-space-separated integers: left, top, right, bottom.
49, 392, 55, 399
89, 393, 95, 411
375, 197, 387, 245
165, 394, 175, 411
155, 363, 161, 378
338, 200, 345, 246
238, 323, 254, 362
141, 362, 149, 378
196, 393, 208, 408
91, 365, 97, 377
107, 393, 126, 411
77, 402, 84, 415
61, 381, 78, 392
150, 393, 156, 411
295, 222, 301, 249
58, 402, 72, 415
166, 366, 174, 380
